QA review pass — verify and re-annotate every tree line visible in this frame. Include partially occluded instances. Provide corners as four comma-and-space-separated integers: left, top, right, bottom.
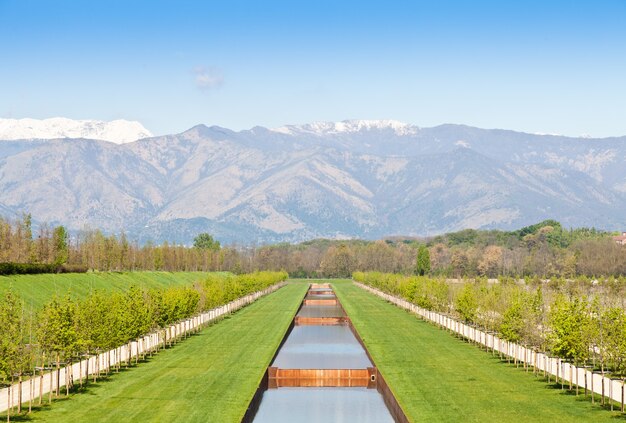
354, 271, 626, 376
0, 271, 287, 387
1, 214, 625, 277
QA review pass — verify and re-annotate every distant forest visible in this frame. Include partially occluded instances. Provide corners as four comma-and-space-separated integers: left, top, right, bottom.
1, 214, 624, 277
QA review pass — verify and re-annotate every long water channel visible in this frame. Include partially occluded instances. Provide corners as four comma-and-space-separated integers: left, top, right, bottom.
246, 284, 404, 422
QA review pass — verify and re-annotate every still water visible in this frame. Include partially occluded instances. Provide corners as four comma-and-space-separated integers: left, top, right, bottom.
305, 293, 337, 300
272, 325, 372, 369
253, 387, 394, 423
252, 297, 395, 422
297, 304, 346, 318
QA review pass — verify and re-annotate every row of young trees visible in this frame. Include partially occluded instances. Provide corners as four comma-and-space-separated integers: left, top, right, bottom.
353, 272, 626, 376
0, 271, 287, 386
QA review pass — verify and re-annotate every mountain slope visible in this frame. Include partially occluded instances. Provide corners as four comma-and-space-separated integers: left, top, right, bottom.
0, 120, 625, 243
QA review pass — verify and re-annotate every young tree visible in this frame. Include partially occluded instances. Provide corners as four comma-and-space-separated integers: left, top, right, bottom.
0, 291, 23, 383
547, 294, 591, 364
455, 283, 478, 323
600, 307, 626, 375
499, 290, 526, 342
52, 225, 69, 266
38, 296, 79, 372
416, 245, 431, 276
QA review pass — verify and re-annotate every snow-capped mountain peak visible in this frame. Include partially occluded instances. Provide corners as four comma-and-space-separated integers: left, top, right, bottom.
0, 117, 153, 144
273, 119, 418, 136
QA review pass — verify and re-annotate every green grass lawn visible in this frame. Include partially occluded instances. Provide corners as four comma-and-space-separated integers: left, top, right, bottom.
0, 271, 223, 310
333, 281, 624, 423
5, 282, 307, 422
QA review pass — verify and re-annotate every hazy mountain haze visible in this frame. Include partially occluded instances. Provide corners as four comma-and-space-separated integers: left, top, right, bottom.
1, 119, 624, 244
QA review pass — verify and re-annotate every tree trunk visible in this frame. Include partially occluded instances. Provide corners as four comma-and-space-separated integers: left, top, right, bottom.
48, 364, 53, 404
28, 375, 33, 414
65, 365, 69, 396
85, 354, 89, 386
93, 355, 97, 383
591, 372, 595, 404
38, 369, 43, 405
7, 380, 11, 423
79, 357, 82, 388
17, 376, 22, 413
56, 354, 61, 397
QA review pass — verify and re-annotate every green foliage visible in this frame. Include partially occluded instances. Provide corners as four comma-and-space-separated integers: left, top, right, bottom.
0, 290, 23, 382
14, 283, 308, 422
0, 262, 60, 275
0, 271, 215, 312
38, 295, 79, 362
356, 271, 626, 374
416, 244, 431, 276
53, 225, 69, 265
516, 220, 563, 238
547, 295, 592, 363
0, 270, 288, 395
27, 271, 286, 369
320, 244, 356, 277
76, 290, 116, 352
600, 307, 626, 374
193, 233, 221, 251
455, 283, 478, 323
499, 292, 526, 342
334, 282, 620, 422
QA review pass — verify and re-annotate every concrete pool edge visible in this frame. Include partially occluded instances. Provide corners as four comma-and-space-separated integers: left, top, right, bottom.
242, 282, 409, 423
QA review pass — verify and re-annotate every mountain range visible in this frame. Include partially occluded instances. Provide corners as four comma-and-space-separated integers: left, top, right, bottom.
0, 118, 152, 144
0, 118, 625, 244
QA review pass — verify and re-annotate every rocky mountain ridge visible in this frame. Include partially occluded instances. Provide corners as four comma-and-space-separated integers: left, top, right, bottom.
0, 120, 624, 244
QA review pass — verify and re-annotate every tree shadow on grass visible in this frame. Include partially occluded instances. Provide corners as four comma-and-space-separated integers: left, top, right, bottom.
0, 344, 194, 421
476, 353, 626, 420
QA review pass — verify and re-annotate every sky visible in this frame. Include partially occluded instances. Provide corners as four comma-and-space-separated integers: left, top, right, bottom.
1, 0, 625, 137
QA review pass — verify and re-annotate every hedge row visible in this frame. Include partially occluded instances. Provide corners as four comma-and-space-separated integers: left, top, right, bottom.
0, 262, 89, 275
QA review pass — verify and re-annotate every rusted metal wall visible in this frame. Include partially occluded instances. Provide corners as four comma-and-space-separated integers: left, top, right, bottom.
294, 316, 348, 326
376, 369, 410, 423
269, 367, 372, 388
303, 299, 337, 306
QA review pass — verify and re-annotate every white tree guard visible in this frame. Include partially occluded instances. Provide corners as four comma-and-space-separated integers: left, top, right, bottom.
0, 282, 286, 414
355, 281, 626, 409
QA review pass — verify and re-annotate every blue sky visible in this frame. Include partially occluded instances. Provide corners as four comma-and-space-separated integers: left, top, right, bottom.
1, 0, 625, 137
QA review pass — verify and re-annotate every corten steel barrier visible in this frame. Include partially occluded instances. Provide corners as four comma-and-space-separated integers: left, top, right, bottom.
294, 316, 348, 326
375, 367, 409, 423
335, 301, 410, 423
355, 281, 626, 412
268, 367, 376, 388
302, 298, 338, 306
0, 282, 287, 415
242, 289, 308, 423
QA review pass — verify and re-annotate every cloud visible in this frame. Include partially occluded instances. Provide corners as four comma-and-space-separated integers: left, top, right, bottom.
193, 66, 223, 90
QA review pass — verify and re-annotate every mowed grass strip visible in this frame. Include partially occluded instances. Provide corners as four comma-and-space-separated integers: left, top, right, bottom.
20, 282, 308, 422
0, 271, 222, 309
333, 281, 622, 423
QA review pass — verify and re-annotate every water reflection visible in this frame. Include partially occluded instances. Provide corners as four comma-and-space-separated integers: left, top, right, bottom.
305, 294, 337, 300
253, 387, 394, 423
251, 286, 396, 422
272, 325, 371, 369
297, 305, 345, 318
